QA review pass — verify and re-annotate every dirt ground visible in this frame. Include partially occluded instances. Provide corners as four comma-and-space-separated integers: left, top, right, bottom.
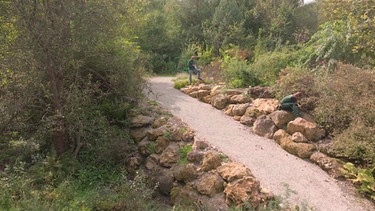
145, 76, 375, 211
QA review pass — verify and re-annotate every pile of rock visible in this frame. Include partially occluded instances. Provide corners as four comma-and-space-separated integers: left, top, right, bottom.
181, 84, 344, 179
128, 110, 273, 210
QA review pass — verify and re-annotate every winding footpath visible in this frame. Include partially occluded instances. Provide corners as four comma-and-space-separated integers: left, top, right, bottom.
146, 77, 374, 211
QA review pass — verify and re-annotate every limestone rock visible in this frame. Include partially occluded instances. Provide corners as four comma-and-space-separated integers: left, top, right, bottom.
211, 94, 228, 110
173, 163, 199, 183
147, 125, 167, 141
310, 152, 345, 179
170, 185, 199, 207
125, 154, 143, 173
224, 104, 235, 116
273, 130, 316, 159
232, 103, 251, 116
239, 115, 256, 126
210, 85, 224, 96
291, 132, 308, 143
287, 117, 326, 141
247, 86, 274, 98
129, 127, 149, 143
197, 90, 211, 101
145, 154, 159, 170
230, 94, 251, 104
269, 110, 295, 129
152, 116, 168, 128
252, 115, 277, 139
138, 139, 151, 156
201, 152, 222, 171
159, 143, 181, 168
154, 136, 170, 154
195, 172, 225, 197
130, 115, 154, 128
198, 84, 212, 91
224, 176, 267, 208
224, 89, 243, 96
192, 138, 209, 150
217, 162, 253, 182
157, 170, 174, 195
252, 98, 279, 114
187, 150, 204, 165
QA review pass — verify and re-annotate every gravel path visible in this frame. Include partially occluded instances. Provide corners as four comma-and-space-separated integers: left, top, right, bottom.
146, 76, 374, 211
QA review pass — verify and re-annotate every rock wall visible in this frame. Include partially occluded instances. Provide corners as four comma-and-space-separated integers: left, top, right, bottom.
181, 84, 345, 179
128, 106, 273, 210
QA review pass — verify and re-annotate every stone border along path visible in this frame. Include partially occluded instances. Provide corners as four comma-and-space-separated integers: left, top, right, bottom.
145, 77, 374, 211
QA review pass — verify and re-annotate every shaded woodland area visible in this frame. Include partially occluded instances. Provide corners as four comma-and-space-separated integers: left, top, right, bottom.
0, 0, 374, 210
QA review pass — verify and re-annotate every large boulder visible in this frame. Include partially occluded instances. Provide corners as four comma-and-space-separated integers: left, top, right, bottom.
287, 117, 326, 142
210, 85, 224, 96
252, 115, 277, 139
217, 162, 253, 182
145, 154, 159, 170
200, 152, 222, 171
230, 94, 251, 104
187, 150, 204, 165
138, 139, 151, 156
310, 152, 345, 179
232, 103, 251, 116
156, 169, 174, 195
224, 176, 268, 209
173, 163, 199, 183
252, 98, 279, 114
247, 86, 274, 98
129, 127, 149, 143
240, 115, 257, 126
268, 110, 295, 129
273, 130, 316, 159
147, 125, 168, 141
196, 90, 211, 101
154, 136, 170, 154
195, 172, 225, 197
211, 94, 228, 110
130, 115, 154, 128
198, 84, 212, 91
152, 116, 168, 128
159, 143, 182, 168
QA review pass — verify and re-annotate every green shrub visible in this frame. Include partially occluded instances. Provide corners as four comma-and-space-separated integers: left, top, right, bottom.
173, 80, 190, 89
342, 162, 375, 200
178, 144, 192, 164
331, 123, 375, 167
271, 67, 318, 112
313, 64, 375, 134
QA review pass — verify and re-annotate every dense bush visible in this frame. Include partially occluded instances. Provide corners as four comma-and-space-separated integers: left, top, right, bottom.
271, 67, 319, 112
312, 64, 375, 167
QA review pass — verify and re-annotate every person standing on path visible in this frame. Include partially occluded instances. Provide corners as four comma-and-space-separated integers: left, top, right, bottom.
188, 56, 202, 84
278, 92, 302, 117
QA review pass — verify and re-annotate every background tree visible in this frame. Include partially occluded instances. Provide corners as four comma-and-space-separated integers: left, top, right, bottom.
0, 0, 144, 158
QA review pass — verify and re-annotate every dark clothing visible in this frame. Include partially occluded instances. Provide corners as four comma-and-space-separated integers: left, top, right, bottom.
279, 94, 300, 116
188, 59, 196, 70
188, 58, 201, 84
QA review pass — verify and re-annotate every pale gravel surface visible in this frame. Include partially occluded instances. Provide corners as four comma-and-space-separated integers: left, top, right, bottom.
146, 77, 375, 211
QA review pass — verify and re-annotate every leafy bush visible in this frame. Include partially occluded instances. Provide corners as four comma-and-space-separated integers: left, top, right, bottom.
221, 51, 263, 88
342, 162, 375, 200
313, 64, 375, 134
332, 124, 375, 167
178, 144, 192, 164
271, 67, 319, 112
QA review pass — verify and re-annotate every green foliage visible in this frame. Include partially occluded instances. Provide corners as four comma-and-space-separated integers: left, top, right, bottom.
174, 80, 190, 89
178, 144, 193, 164
332, 124, 375, 166
342, 163, 375, 200
271, 67, 318, 112
313, 64, 375, 134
